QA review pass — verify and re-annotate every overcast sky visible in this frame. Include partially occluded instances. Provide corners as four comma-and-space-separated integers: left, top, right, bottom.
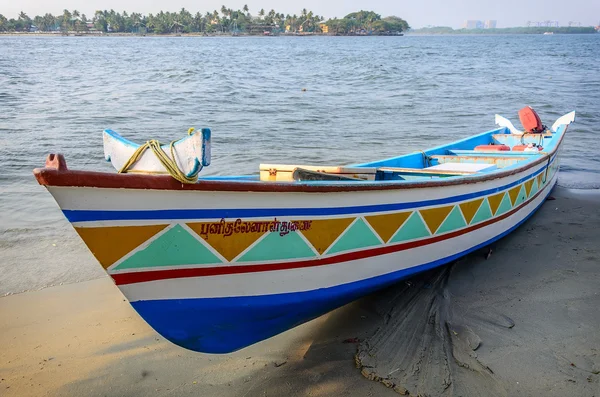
1, 0, 598, 28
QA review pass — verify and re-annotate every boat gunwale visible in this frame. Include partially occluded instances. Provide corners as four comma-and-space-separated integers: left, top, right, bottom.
33, 127, 566, 193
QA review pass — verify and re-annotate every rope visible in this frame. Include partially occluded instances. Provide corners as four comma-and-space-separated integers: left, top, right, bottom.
420, 150, 430, 167
118, 128, 199, 184
542, 154, 551, 184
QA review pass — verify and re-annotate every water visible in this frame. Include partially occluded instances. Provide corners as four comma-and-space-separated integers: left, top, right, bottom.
1, 34, 599, 295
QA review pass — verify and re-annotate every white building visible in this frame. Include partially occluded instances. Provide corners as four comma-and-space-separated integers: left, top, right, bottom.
463, 20, 497, 29
485, 20, 497, 29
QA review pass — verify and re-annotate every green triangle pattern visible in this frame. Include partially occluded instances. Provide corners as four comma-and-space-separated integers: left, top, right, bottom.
471, 199, 493, 224
436, 206, 467, 234
389, 212, 431, 243
514, 185, 527, 207
530, 178, 538, 197
114, 224, 222, 270
496, 193, 512, 216
327, 218, 381, 255
238, 231, 316, 262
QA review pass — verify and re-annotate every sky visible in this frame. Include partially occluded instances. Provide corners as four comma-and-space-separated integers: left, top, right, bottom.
0, 0, 599, 29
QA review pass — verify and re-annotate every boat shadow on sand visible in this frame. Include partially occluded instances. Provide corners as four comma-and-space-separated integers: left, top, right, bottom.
56, 188, 600, 397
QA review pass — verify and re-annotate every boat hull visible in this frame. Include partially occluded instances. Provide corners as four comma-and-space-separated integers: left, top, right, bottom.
130, 171, 555, 353
38, 152, 561, 353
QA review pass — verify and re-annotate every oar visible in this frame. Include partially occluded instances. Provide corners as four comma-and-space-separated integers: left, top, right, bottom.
494, 114, 522, 135
551, 111, 576, 133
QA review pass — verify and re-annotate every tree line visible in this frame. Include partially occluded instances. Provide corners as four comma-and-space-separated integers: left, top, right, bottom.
0, 7, 409, 35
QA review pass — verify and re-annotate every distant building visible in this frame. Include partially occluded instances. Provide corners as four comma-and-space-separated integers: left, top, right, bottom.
485, 20, 497, 29
319, 21, 329, 34
463, 20, 477, 29
463, 20, 484, 29
463, 20, 497, 29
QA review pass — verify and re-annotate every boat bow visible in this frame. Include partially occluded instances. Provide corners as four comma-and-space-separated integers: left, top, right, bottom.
103, 128, 211, 177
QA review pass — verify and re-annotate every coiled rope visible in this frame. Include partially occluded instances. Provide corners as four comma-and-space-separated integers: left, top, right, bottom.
118, 128, 198, 184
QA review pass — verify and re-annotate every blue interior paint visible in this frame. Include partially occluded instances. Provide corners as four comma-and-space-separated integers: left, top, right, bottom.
491, 134, 550, 147
201, 128, 211, 167
447, 150, 541, 156
351, 127, 508, 169
185, 158, 202, 178
104, 129, 139, 148
100, 123, 568, 185
131, 179, 556, 354
64, 161, 554, 223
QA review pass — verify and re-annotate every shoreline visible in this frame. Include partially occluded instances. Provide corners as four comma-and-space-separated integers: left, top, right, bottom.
1, 186, 599, 396
2, 31, 597, 38
0, 32, 400, 38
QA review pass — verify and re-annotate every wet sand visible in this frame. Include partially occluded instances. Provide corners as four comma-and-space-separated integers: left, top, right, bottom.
1, 186, 599, 396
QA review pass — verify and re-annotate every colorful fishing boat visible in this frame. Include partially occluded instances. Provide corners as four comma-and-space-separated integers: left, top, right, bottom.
34, 108, 575, 354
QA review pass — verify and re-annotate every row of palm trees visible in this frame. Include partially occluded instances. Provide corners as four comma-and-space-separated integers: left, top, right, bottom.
0, 6, 329, 34
1, 7, 410, 35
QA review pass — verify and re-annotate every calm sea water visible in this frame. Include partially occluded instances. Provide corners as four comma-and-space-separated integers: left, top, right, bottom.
1, 34, 599, 295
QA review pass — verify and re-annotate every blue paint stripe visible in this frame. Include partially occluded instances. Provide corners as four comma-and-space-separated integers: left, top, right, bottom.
131, 179, 555, 353
65, 159, 553, 223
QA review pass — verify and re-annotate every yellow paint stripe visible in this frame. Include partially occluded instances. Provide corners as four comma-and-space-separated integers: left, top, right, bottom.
300, 218, 355, 255
419, 206, 453, 234
524, 179, 534, 197
365, 212, 412, 243
459, 198, 484, 225
487, 192, 505, 216
508, 185, 522, 206
75, 225, 168, 269
187, 222, 267, 262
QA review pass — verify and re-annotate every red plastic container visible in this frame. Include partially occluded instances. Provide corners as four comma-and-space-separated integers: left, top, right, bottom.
474, 144, 510, 151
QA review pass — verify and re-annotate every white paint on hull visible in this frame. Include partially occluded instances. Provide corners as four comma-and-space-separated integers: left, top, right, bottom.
118, 172, 557, 302
48, 162, 549, 227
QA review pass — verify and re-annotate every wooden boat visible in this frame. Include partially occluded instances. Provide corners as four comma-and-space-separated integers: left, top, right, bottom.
34, 109, 575, 354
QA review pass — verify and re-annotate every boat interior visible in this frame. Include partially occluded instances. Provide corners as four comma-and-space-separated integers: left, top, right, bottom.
200, 125, 562, 184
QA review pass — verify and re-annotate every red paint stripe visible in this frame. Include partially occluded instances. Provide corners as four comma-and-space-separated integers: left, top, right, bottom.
112, 183, 549, 286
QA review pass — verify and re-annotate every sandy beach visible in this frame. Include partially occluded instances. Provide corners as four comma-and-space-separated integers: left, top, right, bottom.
1, 186, 599, 397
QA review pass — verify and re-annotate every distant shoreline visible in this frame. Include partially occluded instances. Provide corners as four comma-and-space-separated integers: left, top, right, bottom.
410, 26, 598, 34
1, 29, 597, 38
0, 31, 404, 37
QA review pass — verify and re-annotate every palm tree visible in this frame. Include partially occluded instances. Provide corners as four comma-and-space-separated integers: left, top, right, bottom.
18, 11, 32, 31
72, 10, 81, 32
93, 10, 107, 32
61, 9, 72, 32
0, 14, 7, 32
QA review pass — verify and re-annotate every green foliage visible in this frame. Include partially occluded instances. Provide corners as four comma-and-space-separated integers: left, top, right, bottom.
326, 11, 408, 34
0, 7, 410, 35
0, 14, 7, 31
